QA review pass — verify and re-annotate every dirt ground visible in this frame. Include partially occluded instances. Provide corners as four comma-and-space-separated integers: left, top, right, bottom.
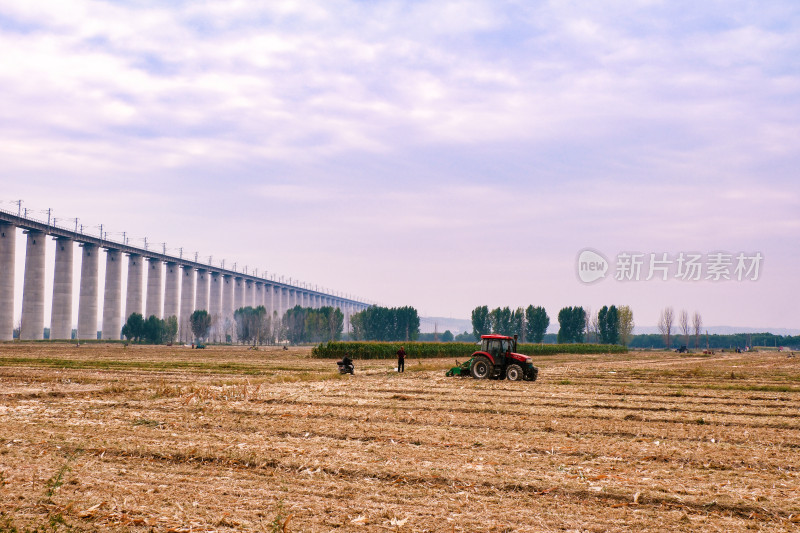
0, 343, 798, 532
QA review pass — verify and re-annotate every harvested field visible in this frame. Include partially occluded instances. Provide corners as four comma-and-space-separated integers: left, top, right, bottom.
0, 343, 798, 532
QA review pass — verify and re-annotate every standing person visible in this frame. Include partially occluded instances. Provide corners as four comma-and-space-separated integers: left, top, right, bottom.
396, 346, 406, 373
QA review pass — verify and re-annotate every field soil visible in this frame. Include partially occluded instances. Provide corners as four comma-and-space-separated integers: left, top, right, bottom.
0, 343, 798, 532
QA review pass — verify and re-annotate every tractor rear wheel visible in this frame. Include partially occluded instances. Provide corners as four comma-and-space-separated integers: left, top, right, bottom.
470, 356, 493, 379
506, 364, 523, 381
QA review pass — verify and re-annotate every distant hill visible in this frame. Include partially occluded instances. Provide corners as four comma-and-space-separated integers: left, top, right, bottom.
419, 317, 472, 334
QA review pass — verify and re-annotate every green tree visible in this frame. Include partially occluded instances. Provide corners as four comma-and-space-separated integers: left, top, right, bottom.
617, 305, 634, 346
441, 330, 454, 342
143, 315, 165, 344
557, 306, 586, 343
525, 306, 549, 343
190, 310, 212, 343
325, 306, 344, 341
164, 315, 178, 344
557, 307, 571, 344
121, 313, 145, 342
598, 306, 620, 344
235, 306, 267, 345
350, 311, 365, 340
283, 305, 306, 344
454, 330, 474, 342
575, 307, 587, 343
471, 306, 491, 340
396, 306, 420, 341
511, 307, 525, 339
347, 306, 420, 341
489, 307, 513, 335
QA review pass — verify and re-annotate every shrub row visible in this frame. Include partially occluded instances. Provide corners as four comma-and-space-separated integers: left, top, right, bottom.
312, 341, 627, 359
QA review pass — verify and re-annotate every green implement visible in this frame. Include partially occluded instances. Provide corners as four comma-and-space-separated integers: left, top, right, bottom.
445, 358, 474, 377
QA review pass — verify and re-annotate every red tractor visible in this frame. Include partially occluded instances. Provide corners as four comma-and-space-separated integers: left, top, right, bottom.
447, 334, 538, 381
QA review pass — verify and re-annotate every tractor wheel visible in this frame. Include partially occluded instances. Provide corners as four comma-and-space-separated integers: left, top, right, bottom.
470, 356, 493, 379
524, 366, 539, 382
506, 364, 524, 381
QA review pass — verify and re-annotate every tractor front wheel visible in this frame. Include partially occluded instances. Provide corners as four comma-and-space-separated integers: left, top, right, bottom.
470, 356, 493, 379
506, 364, 524, 381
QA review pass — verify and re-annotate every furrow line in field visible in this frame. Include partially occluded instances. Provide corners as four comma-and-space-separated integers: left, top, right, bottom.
43, 442, 792, 525
240, 396, 800, 432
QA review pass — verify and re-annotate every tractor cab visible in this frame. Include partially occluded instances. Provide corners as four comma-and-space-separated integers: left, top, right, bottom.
481, 335, 517, 356
481, 336, 515, 361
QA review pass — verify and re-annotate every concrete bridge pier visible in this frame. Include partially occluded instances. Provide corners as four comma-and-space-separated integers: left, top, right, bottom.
146, 258, 163, 319
125, 253, 143, 322
265, 284, 274, 319
222, 274, 234, 340
179, 266, 195, 342
101, 249, 122, 340
0, 223, 15, 340
255, 282, 263, 309
164, 262, 180, 320
233, 277, 244, 311
274, 287, 282, 321
50, 237, 73, 340
245, 280, 254, 308
253, 281, 267, 309
21, 230, 46, 340
209, 272, 222, 341
195, 269, 209, 313
77, 243, 99, 340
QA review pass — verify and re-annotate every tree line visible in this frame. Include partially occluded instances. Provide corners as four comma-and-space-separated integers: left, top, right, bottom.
470, 305, 634, 345
349, 306, 420, 341
471, 305, 550, 343
120, 304, 346, 345
630, 331, 800, 350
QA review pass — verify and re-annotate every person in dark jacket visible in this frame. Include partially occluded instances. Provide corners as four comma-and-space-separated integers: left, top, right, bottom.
337, 354, 354, 374
396, 346, 406, 373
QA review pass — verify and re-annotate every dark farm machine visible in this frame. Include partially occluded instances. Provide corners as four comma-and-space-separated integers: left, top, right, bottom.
446, 334, 538, 381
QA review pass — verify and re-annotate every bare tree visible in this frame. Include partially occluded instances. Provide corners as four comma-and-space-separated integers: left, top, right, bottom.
585, 306, 599, 343
658, 306, 674, 350
692, 312, 703, 349
679, 309, 690, 349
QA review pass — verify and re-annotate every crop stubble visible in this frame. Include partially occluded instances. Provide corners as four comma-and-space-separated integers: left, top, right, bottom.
0, 344, 798, 532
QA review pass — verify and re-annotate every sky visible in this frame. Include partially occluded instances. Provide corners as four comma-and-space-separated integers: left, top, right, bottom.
1, 0, 798, 331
